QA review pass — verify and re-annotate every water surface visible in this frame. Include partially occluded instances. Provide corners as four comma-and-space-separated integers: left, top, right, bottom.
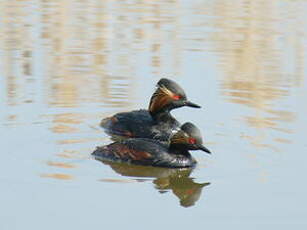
1, 0, 307, 229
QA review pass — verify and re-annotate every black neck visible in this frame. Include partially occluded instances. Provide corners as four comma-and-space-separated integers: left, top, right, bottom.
150, 110, 175, 123
169, 144, 191, 156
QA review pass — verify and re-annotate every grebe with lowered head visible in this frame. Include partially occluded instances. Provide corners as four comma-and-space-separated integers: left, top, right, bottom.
93, 122, 211, 168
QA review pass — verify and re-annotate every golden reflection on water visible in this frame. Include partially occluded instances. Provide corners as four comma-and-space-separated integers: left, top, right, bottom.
56, 150, 82, 159
196, 0, 306, 148
0, 1, 189, 180
1, 1, 306, 184
47, 161, 76, 169
1, 1, 140, 108
1, 0, 188, 110
40, 173, 74, 180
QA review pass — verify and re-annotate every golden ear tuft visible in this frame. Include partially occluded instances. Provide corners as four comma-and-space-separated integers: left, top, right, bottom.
149, 85, 177, 114
170, 130, 190, 144
160, 85, 181, 100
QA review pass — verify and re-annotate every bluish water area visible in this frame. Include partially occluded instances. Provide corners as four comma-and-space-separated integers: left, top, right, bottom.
1, 1, 307, 229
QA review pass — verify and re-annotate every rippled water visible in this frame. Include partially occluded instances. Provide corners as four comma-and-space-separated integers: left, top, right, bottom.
1, 0, 307, 229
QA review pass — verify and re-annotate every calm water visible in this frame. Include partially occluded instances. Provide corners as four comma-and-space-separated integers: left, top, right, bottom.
1, 0, 307, 229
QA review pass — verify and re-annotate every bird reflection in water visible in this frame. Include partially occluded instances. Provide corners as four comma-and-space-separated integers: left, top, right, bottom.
94, 158, 210, 208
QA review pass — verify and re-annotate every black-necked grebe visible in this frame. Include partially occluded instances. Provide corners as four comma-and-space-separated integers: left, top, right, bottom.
100, 78, 201, 141
92, 122, 211, 168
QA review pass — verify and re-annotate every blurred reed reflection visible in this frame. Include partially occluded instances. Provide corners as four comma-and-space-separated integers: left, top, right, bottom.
194, 0, 306, 148
0, 0, 189, 182
51, 113, 83, 133
96, 160, 210, 208
1, 0, 305, 176
40, 173, 74, 180
1, 0, 185, 111
41, 0, 135, 108
1, 1, 35, 106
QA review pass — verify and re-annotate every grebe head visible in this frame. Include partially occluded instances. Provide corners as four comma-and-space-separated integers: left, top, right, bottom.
170, 122, 211, 154
149, 78, 201, 116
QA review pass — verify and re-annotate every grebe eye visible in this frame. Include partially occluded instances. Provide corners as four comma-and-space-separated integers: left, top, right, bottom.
172, 95, 181, 100
188, 138, 196, 144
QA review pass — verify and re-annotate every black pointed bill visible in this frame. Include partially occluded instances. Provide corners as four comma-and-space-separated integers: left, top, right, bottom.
185, 101, 201, 108
198, 144, 211, 154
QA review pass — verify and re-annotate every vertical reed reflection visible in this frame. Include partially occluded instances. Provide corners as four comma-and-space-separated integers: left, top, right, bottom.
194, 0, 306, 148
38, 0, 184, 108
1, 0, 186, 111
1, 0, 306, 179
1, 0, 35, 106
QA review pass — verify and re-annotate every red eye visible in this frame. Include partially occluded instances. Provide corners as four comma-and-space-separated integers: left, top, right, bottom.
172, 95, 181, 100
188, 138, 196, 144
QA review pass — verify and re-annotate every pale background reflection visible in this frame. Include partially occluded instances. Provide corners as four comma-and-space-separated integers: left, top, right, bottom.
0, 0, 307, 229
